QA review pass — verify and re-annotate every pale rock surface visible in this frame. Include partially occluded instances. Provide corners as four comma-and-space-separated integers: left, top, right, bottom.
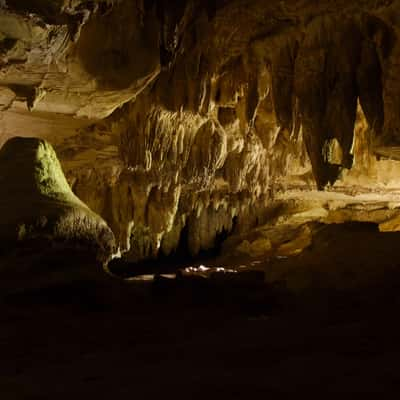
2, 1, 400, 265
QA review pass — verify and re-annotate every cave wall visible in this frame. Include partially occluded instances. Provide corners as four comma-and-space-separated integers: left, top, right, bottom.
2, 0, 400, 262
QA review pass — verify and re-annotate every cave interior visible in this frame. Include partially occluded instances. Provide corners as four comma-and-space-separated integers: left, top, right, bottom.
2, 0, 400, 396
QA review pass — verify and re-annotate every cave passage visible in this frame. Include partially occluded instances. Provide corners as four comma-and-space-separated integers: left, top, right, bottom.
2, 0, 400, 397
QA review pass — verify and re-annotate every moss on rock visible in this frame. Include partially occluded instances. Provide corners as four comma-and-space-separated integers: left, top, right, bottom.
0, 137, 116, 269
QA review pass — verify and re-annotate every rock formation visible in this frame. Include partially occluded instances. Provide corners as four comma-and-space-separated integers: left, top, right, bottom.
2, 0, 400, 267
0, 137, 115, 287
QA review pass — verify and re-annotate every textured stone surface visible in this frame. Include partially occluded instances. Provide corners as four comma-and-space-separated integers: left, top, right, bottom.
0, 137, 115, 282
1, 0, 400, 264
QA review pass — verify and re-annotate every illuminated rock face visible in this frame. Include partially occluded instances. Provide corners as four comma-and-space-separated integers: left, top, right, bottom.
0, 137, 115, 267
1, 1, 400, 263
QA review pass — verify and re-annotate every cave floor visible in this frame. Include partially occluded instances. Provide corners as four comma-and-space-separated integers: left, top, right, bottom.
3, 230, 400, 398
4, 192, 400, 397
1, 281, 400, 397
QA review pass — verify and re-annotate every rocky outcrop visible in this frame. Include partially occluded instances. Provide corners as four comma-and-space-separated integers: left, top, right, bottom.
0, 137, 115, 282
264, 222, 400, 291
0, 0, 162, 120
2, 1, 400, 265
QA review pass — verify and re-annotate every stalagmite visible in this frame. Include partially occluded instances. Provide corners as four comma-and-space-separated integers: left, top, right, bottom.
0, 137, 115, 288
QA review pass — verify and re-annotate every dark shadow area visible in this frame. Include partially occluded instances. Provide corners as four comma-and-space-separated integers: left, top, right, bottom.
108, 222, 234, 277
5, 220, 400, 396
3, 265, 400, 397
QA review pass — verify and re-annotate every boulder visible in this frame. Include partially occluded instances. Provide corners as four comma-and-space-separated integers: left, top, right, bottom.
0, 137, 116, 289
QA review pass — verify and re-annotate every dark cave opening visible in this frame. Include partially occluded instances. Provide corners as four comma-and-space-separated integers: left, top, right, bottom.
108, 218, 235, 277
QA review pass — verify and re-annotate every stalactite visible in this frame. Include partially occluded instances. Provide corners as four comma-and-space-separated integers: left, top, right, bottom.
3, 0, 400, 265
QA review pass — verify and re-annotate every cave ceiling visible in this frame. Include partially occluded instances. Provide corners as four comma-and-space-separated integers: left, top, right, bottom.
1, 0, 400, 262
